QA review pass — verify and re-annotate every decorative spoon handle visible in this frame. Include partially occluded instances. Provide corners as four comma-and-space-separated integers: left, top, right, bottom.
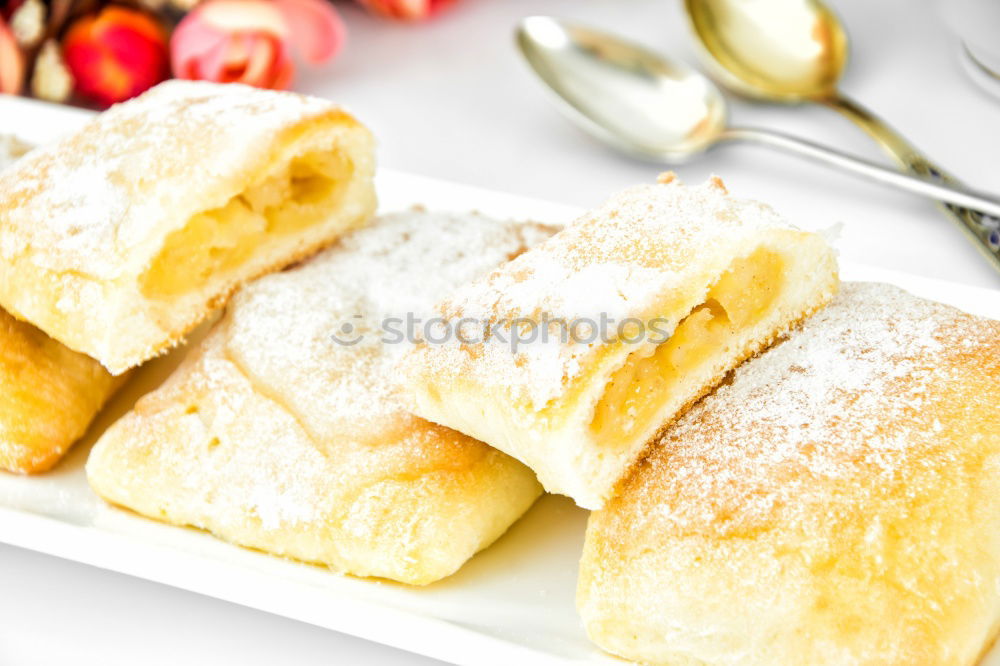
821, 93, 1000, 275
717, 126, 1000, 271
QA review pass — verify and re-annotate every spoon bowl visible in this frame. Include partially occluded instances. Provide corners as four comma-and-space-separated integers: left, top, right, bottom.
685, 0, 848, 101
517, 16, 727, 162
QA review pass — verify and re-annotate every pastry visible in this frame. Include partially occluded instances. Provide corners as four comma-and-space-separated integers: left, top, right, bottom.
0, 80, 376, 374
0, 308, 125, 473
0, 138, 124, 474
578, 282, 1000, 666
400, 174, 838, 508
87, 210, 553, 585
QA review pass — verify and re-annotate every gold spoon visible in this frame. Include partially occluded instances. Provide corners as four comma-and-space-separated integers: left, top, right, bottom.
685, 0, 1000, 274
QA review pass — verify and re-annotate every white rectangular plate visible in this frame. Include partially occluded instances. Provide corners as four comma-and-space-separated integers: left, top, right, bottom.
2, 96, 1000, 666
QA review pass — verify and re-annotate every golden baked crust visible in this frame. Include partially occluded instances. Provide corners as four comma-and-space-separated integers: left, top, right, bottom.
579, 282, 1000, 666
87, 211, 550, 585
0, 308, 125, 473
400, 175, 838, 508
0, 80, 376, 375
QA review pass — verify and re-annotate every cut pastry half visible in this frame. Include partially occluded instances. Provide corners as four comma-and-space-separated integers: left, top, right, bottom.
87, 211, 553, 585
0, 80, 376, 374
578, 282, 1000, 666
400, 174, 839, 508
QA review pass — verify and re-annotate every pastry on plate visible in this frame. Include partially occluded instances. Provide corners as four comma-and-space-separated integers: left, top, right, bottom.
0, 308, 125, 473
87, 210, 552, 585
0, 80, 376, 374
400, 174, 838, 508
578, 282, 1000, 666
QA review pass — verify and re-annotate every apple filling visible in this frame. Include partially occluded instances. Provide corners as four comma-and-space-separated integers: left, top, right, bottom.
140, 151, 353, 299
589, 248, 785, 447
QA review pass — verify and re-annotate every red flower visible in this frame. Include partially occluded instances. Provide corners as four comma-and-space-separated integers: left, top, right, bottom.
355, 0, 456, 21
62, 7, 170, 108
0, 15, 24, 94
171, 0, 345, 90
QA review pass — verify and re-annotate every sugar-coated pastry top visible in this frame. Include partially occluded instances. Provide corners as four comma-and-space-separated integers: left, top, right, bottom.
612, 281, 999, 537
580, 282, 1000, 665
401, 174, 838, 509
0, 81, 358, 281
404, 174, 815, 410
222, 208, 556, 439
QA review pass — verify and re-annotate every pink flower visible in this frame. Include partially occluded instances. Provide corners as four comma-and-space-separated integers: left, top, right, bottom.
171, 0, 345, 90
355, 0, 456, 21
0, 15, 24, 94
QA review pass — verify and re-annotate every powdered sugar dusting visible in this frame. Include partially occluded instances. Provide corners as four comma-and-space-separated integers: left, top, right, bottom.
188, 350, 330, 531
620, 281, 999, 536
0, 80, 340, 279
408, 176, 805, 410
222, 209, 557, 440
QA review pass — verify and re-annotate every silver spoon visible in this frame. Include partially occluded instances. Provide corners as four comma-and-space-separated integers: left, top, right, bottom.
515, 16, 1000, 220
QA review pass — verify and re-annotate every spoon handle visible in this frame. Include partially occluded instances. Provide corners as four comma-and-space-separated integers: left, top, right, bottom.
719, 126, 1000, 256
820, 93, 1000, 274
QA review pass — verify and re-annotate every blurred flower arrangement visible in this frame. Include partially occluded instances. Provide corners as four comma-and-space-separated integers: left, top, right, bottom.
0, 0, 452, 108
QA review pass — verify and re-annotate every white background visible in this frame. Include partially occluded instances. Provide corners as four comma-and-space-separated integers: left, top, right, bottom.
2, 0, 999, 664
